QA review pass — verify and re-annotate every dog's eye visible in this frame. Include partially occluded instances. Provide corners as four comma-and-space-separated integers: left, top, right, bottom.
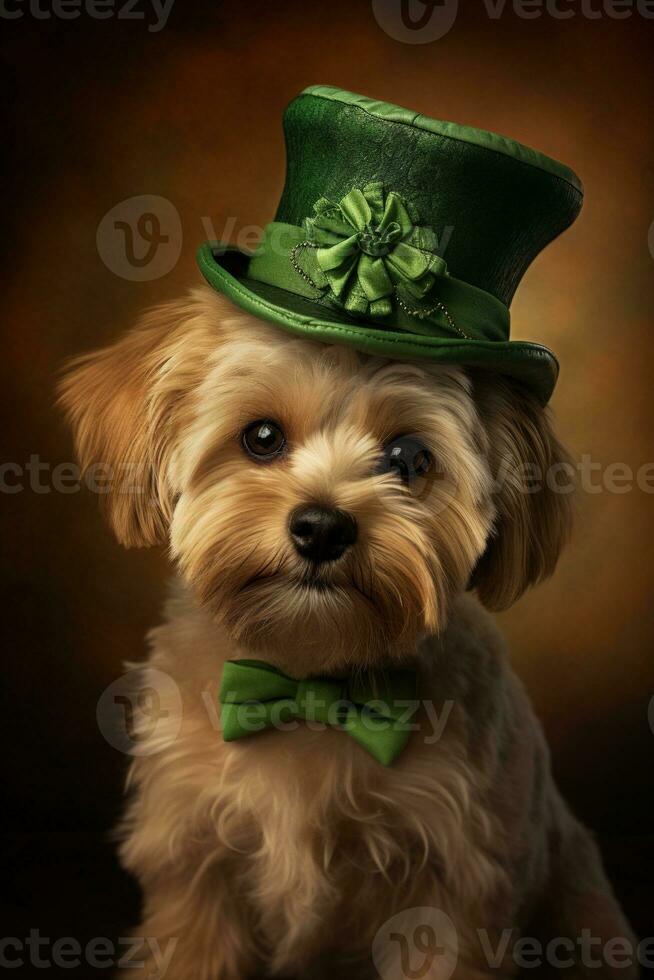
381, 435, 434, 485
242, 420, 286, 460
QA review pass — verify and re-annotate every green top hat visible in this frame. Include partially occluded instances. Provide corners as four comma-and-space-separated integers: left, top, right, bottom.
197, 85, 583, 404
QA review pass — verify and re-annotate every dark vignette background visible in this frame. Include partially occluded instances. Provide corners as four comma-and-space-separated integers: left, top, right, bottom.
1, 0, 653, 974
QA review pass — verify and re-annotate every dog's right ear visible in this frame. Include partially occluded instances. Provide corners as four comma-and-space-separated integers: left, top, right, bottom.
58, 291, 221, 548
469, 373, 573, 610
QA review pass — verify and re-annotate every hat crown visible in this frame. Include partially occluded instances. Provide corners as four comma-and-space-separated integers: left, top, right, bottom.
275, 86, 583, 308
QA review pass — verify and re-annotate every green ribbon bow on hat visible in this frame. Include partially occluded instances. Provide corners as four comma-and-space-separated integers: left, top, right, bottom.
302, 181, 447, 318
219, 659, 418, 766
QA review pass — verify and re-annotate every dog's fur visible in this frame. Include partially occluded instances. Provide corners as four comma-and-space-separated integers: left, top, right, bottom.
60, 288, 635, 979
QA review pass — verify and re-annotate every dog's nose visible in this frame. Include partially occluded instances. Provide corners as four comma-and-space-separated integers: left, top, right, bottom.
289, 505, 358, 564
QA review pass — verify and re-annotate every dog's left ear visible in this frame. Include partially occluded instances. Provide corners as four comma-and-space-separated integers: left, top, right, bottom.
58, 290, 221, 548
470, 374, 573, 610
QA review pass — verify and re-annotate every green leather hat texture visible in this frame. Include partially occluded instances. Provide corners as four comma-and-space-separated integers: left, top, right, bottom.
197, 85, 583, 404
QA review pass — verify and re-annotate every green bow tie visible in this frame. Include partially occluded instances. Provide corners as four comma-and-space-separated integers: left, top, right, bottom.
218, 659, 417, 766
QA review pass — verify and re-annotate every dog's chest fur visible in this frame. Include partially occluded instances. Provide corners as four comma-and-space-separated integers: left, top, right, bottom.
119, 585, 530, 971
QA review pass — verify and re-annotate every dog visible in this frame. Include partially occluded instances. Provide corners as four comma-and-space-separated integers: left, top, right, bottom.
59, 286, 636, 979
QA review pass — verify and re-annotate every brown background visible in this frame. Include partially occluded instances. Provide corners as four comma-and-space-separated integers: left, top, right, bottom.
2, 0, 653, 962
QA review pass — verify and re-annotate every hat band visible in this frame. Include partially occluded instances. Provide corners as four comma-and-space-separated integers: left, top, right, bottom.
247, 222, 510, 344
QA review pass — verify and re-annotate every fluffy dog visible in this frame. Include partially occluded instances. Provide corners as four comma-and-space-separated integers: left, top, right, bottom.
60, 287, 635, 979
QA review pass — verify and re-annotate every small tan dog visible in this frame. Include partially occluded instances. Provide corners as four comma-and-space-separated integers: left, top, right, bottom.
60, 288, 635, 979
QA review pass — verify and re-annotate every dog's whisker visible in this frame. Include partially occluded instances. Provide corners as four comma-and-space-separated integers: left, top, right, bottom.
238, 546, 286, 593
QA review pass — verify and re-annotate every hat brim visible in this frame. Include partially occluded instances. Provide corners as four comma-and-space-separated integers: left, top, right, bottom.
197, 244, 558, 405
